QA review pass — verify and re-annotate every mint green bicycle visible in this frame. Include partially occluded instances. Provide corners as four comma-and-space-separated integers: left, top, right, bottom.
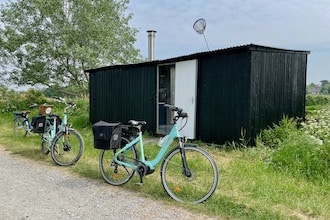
96, 105, 219, 203
41, 97, 84, 166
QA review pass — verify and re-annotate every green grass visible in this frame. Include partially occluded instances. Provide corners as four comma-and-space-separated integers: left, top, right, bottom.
0, 111, 329, 219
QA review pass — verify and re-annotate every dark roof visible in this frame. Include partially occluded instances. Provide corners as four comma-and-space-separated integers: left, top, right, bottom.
85, 44, 310, 73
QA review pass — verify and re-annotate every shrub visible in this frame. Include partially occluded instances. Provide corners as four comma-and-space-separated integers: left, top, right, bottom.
0, 86, 24, 113
257, 114, 330, 181
306, 94, 330, 106
24, 89, 48, 105
270, 134, 329, 181
257, 116, 297, 148
69, 98, 90, 129
301, 108, 330, 146
0, 87, 49, 113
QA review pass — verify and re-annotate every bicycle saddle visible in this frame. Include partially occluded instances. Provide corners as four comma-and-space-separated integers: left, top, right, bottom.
128, 120, 146, 126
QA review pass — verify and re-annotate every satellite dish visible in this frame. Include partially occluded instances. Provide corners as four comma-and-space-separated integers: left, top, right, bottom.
193, 18, 210, 51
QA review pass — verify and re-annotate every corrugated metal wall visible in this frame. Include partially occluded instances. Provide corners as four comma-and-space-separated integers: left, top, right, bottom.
89, 65, 157, 132
249, 50, 307, 137
196, 47, 308, 144
196, 50, 252, 144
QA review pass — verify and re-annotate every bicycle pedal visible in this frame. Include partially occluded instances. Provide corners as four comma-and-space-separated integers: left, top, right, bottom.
135, 182, 143, 186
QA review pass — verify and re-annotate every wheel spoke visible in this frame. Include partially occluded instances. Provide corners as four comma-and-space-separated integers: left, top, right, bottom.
51, 129, 84, 166
161, 146, 219, 203
99, 137, 137, 185
14, 117, 28, 137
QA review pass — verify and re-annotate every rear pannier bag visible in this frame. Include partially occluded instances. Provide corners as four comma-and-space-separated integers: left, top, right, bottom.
92, 121, 122, 150
31, 116, 46, 133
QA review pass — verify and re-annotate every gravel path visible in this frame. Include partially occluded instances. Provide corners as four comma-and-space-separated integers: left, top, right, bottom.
0, 146, 219, 220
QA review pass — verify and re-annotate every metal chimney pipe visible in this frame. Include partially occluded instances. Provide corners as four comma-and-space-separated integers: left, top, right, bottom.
147, 30, 156, 61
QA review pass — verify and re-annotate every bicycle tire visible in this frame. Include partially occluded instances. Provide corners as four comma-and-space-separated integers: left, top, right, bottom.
13, 116, 28, 137
160, 145, 219, 203
99, 137, 137, 186
51, 128, 84, 166
41, 139, 50, 155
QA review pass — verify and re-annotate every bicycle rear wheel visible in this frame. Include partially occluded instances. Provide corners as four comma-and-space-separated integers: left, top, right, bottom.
51, 128, 84, 166
160, 145, 219, 203
13, 116, 28, 137
99, 137, 137, 185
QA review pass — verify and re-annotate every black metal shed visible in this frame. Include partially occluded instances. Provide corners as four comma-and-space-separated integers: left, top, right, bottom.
87, 44, 309, 145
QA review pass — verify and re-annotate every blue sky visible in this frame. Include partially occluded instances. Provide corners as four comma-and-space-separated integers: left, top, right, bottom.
127, 0, 330, 84
0, 0, 328, 84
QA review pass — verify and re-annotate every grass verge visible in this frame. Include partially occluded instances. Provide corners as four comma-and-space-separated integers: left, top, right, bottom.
0, 113, 329, 219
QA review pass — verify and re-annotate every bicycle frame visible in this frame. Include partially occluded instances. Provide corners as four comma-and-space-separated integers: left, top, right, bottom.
114, 123, 181, 170
13, 103, 40, 134
43, 105, 70, 146
43, 116, 57, 147
99, 105, 218, 203
13, 111, 32, 130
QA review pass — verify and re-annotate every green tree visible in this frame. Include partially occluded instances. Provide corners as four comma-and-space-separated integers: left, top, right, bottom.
320, 80, 330, 94
320, 80, 329, 87
321, 83, 330, 95
0, 0, 141, 95
306, 83, 321, 94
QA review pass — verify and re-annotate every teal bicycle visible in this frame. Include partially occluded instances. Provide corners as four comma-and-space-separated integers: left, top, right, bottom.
41, 97, 84, 166
13, 103, 39, 136
96, 105, 219, 203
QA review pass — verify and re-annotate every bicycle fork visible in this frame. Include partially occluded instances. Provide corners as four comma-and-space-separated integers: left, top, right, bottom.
61, 126, 71, 152
179, 140, 192, 178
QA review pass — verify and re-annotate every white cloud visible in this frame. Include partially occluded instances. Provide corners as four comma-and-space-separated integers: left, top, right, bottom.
128, 0, 330, 83
0, 0, 328, 83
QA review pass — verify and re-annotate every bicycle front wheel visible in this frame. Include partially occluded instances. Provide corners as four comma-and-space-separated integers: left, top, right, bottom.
161, 145, 219, 203
51, 128, 84, 166
13, 116, 28, 137
99, 137, 137, 186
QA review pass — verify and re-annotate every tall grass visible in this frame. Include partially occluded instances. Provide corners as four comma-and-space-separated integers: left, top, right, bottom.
256, 116, 329, 181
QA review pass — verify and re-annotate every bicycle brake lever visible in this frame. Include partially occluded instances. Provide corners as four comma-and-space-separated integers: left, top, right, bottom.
52, 96, 65, 102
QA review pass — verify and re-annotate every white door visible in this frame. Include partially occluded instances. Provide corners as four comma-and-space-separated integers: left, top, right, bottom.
174, 59, 197, 139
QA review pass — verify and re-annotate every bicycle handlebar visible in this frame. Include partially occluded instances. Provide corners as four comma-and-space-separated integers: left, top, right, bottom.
164, 104, 181, 112
164, 104, 188, 119
28, 103, 39, 108
52, 96, 65, 102
52, 96, 76, 108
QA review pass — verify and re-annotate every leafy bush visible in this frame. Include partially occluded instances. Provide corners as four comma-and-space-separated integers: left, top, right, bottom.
69, 98, 90, 129
257, 117, 297, 148
306, 94, 330, 106
24, 89, 48, 105
301, 108, 330, 146
256, 113, 330, 181
36, 97, 90, 129
270, 134, 329, 181
0, 86, 24, 113
0, 87, 49, 113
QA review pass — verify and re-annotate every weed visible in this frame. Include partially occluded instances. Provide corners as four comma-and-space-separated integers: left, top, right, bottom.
256, 106, 330, 181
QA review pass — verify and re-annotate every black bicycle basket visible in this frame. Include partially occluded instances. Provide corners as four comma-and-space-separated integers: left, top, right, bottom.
92, 121, 122, 150
31, 116, 46, 133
